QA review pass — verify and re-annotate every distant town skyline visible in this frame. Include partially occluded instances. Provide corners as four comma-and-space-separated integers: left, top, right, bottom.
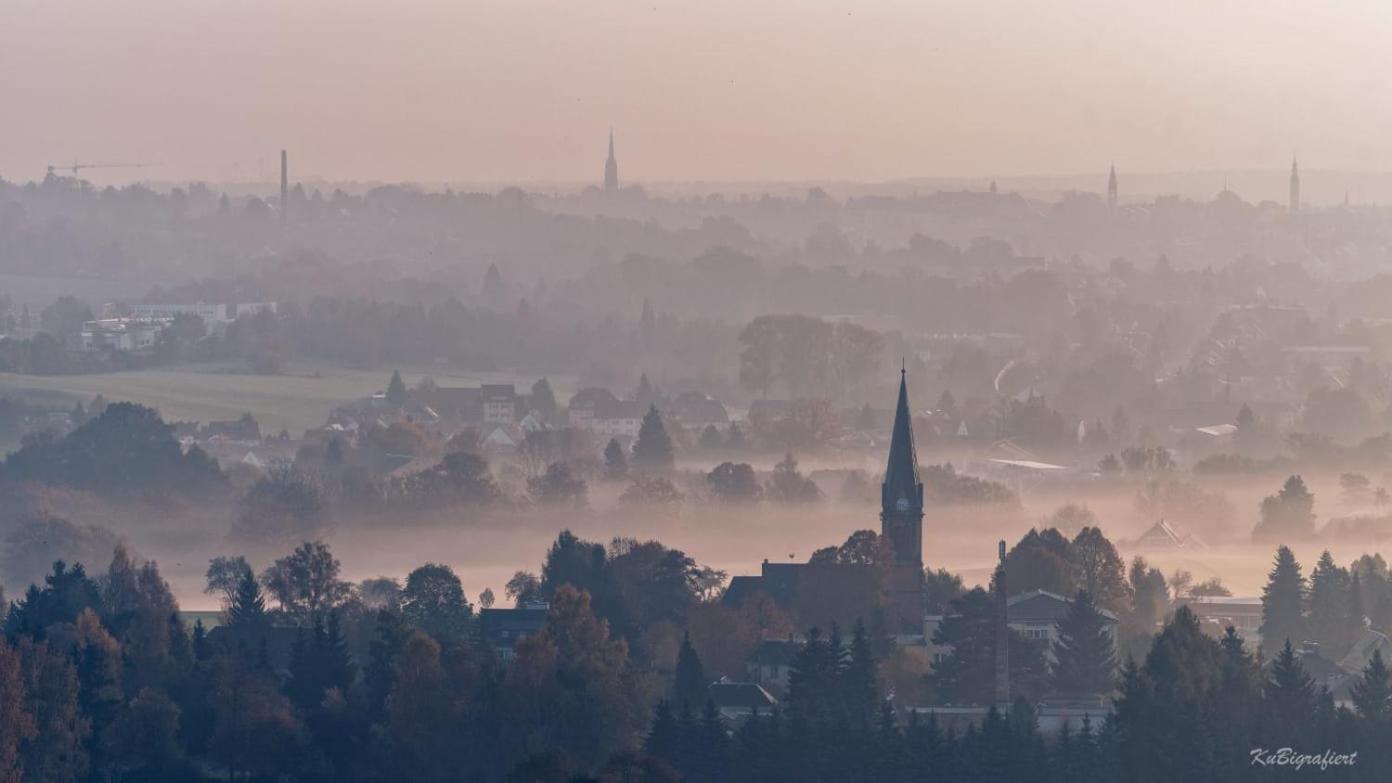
3, 1, 1391, 185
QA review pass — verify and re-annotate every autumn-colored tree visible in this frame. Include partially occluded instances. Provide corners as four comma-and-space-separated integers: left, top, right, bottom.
503, 587, 641, 767
18, 638, 91, 783
0, 639, 35, 783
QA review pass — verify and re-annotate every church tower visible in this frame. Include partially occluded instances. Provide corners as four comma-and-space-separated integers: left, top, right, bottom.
604, 129, 619, 192
1289, 157, 1300, 213
881, 368, 925, 633
1107, 164, 1118, 212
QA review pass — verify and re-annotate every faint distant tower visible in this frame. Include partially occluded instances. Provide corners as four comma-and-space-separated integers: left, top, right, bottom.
1107, 163, 1118, 212
604, 129, 619, 192
280, 149, 289, 223
994, 539, 1010, 709
1289, 157, 1301, 213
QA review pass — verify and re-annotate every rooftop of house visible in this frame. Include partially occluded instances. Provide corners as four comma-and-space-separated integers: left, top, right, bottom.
568, 387, 618, 410
707, 679, 778, 710
481, 384, 517, 401
479, 605, 548, 647
595, 398, 644, 420
747, 639, 802, 667
1007, 589, 1119, 624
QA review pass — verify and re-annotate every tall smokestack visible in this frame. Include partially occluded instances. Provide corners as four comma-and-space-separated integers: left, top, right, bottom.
994, 539, 1010, 710
280, 149, 288, 224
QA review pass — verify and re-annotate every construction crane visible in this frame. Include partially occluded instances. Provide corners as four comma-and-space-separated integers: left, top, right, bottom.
45, 162, 160, 178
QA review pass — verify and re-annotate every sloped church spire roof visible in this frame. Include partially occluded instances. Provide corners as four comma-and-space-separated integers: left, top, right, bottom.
604, 128, 619, 192
882, 367, 922, 514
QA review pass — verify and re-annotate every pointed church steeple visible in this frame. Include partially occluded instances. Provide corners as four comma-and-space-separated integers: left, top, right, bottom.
881, 367, 925, 632
1107, 163, 1118, 212
604, 128, 619, 192
881, 367, 923, 567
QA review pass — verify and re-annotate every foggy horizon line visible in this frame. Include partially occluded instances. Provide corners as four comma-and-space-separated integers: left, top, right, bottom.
19, 165, 1392, 207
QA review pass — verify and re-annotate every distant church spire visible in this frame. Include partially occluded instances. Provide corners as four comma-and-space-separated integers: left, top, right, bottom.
881, 368, 923, 562
1290, 157, 1301, 213
1107, 163, 1118, 212
604, 128, 619, 192
881, 368, 925, 633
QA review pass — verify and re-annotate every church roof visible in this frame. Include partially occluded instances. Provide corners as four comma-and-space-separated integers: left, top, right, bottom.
882, 370, 922, 510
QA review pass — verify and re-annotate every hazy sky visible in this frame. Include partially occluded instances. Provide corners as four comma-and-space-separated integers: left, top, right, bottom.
2, 0, 1390, 184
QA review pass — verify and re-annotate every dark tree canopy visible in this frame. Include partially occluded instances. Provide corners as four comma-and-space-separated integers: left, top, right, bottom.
631, 406, 675, 471
0, 403, 226, 497
401, 563, 472, 641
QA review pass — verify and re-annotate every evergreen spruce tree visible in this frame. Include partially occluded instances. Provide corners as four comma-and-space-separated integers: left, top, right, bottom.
191, 618, 210, 661
1308, 550, 1354, 656
1112, 608, 1222, 783
1259, 546, 1307, 659
1211, 626, 1263, 781
1348, 571, 1367, 642
386, 370, 407, 405
602, 438, 627, 480
225, 568, 268, 644
365, 608, 411, 721
1352, 648, 1392, 721
635, 372, 657, 406
1073, 714, 1103, 783
1053, 719, 1076, 782
321, 610, 354, 693
287, 625, 314, 708
673, 632, 708, 710
695, 699, 731, 783
786, 628, 837, 728
167, 610, 194, 670
1052, 590, 1118, 694
1234, 403, 1258, 451
842, 620, 879, 729
530, 377, 557, 416
644, 699, 681, 765
872, 703, 905, 782
674, 700, 698, 779
631, 405, 675, 471
1266, 640, 1317, 737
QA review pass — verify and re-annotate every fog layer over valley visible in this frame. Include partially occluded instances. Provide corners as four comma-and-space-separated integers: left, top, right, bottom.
9, 51, 1392, 780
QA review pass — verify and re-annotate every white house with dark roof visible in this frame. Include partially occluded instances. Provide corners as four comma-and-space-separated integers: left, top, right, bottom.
481, 385, 518, 425
1006, 589, 1119, 660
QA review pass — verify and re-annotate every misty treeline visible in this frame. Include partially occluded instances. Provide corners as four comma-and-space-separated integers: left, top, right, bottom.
0, 397, 1013, 591
2, 386, 1388, 603
3, 522, 1392, 782
14, 171, 1392, 422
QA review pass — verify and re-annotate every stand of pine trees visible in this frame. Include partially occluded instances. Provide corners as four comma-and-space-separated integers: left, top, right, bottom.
644, 608, 1392, 783
6, 538, 1392, 782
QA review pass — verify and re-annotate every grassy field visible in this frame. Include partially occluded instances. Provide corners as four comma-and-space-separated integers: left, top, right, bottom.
0, 362, 576, 434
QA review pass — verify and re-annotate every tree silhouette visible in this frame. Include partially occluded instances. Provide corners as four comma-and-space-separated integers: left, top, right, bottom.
1052, 590, 1117, 694
1259, 546, 1307, 659
631, 406, 675, 472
